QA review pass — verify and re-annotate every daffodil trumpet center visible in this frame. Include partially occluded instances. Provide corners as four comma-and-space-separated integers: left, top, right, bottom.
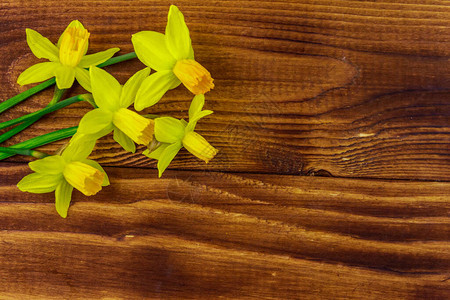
113, 108, 154, 146
173, 59, 214, 95
63, 161, 104, 196
182, 131, 218, 163
59, 26, 90, 67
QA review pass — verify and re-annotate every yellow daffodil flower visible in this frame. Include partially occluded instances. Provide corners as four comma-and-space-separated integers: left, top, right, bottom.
17, 20, 120, 91
131, 5, 214, 111
17, 136, 109, 218
143, 94, 217, 177
74, 66, 154, 153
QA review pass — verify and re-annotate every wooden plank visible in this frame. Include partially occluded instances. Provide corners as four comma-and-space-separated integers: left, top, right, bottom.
0, 163, 449, 298
0, 0, 449, 180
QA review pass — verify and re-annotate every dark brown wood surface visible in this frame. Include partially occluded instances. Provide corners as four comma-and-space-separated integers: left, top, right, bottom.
0, 0, 449, 299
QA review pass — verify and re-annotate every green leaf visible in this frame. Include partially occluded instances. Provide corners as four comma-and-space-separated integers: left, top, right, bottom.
17, 62, 59, 86
165, 5, 194, 60
29, 155, 65, 175
90, 66, 122, 111
113, 128, 136, 153
17, 173, 62, 193
54, 65, 75, 89
78, 48, 120, 68
157, 142, 182, 177
132, 31, 177, 71
26, 28, 60, 62
120, 67, 151, 108
154, 117, 185, 143
134, 70, 180, 111
55, 180, 74, 218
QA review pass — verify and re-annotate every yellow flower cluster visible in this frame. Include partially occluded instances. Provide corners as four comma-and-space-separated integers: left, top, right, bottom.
16, 5, 218, 218
18, 136, 109, 218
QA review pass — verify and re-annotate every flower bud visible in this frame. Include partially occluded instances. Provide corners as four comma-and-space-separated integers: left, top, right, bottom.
182, 131, 217, 163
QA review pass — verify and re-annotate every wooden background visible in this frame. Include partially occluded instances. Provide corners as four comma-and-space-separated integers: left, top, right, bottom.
1, 0, 449, 299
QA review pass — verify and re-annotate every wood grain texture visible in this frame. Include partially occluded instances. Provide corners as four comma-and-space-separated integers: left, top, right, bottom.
1, 0, 450, 299
1, 163, 449, 299
0, 0, 449, 180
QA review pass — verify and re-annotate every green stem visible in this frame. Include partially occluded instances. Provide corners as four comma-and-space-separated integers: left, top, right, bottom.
142, 114, 160, 119
0, 116, 39, 144
0, 147, 48, 159
0, 94, 85, 130
0, 78, 56, 115
0, 85, 66, 144
49, 86, 66, 106
97, 52, 137, 68
0, 52, 137, 115
0, 86, 67, 144
0, 126, 77, 160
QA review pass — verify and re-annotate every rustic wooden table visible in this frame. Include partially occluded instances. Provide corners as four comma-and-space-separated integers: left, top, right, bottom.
1, 0, 449, 299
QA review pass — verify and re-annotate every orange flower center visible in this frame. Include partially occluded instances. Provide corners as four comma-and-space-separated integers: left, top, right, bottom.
173, 59, 214, 95
113, 108, 154, 146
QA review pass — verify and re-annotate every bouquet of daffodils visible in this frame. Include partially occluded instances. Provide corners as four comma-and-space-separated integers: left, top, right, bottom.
0, 5, 217, 218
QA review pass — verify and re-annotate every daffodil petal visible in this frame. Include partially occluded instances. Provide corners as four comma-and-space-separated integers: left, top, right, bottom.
90, 66, 121, 111
17, 62, 58, 86
80, 159, 110, 186
26, 28, 59, 61
17, 173, 62, 193
134, 71, 180, 111
143, 142, 169, 160
165, 5, 194, 60
29, 155, 65, 175
113, 128, 136, 153
120, 67, 151, 108
132, 31, 177, 71
55, 180, 74, 218
76, 108, 114, 138
186, 110, 213, 133
188, 94, 205, 120
78, 48, 120, 68
74, 67, 91, 92
154, 117, 185, 143
62, 134, 97, 161
157, 142, 182, 177
55, 65, 75, 89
